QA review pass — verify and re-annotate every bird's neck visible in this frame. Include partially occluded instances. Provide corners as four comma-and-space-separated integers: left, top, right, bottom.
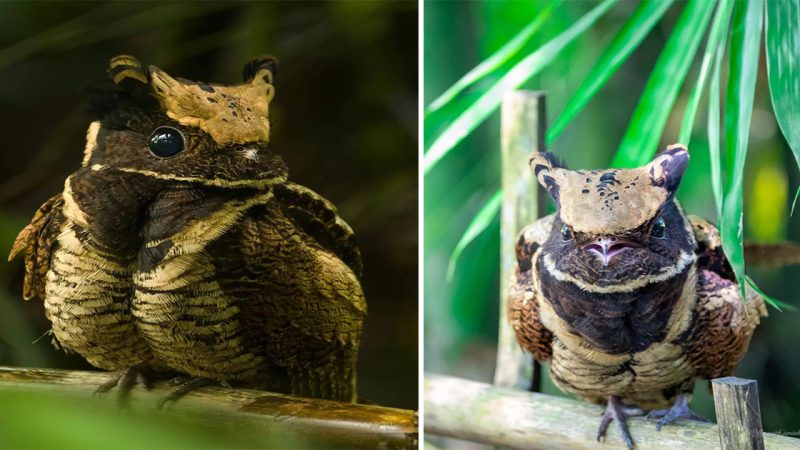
536, 254, 696, 355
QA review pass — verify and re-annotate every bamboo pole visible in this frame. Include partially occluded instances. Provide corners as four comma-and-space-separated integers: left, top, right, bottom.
425, 374, 798, 450
712, 377, 765, 450
0, 366, 418, 449
495, 90, 547, 391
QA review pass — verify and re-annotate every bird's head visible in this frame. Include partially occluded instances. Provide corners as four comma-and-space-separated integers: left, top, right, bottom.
82, 54, 286, 190
531, 145, 696, 290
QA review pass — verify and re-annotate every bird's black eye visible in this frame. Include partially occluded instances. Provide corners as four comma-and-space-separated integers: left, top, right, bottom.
148, 127, 185, 158
561, 223, 573, 241
652, 217, 666, 239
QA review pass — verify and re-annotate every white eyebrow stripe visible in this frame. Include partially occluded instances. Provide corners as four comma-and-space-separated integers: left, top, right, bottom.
90, 164, 284, 188
542, 251, 696, 293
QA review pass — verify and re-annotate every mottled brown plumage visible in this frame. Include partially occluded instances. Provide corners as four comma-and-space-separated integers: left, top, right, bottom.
509, 145, 766, 448
9, 55, 365, 404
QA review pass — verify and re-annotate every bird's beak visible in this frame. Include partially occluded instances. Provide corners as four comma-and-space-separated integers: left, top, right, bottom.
583, 238, 639, 267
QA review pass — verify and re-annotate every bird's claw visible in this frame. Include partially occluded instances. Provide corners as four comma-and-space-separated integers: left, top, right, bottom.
92, 367, 145, 409
158, 378, 217, 409
93, 374, 123, 397
597, 396, 645, 450
647, 393, 711, 431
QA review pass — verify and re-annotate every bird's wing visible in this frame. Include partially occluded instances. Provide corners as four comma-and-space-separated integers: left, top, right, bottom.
681, 216, 767, 379
274, 181, 363, 278
210, 200, 365, 401
509, 213, 555, 362
687, 215, 735, 279
8, 194, 65, 300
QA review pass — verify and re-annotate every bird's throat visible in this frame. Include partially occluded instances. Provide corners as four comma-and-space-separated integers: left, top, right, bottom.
537, 254, 692, 354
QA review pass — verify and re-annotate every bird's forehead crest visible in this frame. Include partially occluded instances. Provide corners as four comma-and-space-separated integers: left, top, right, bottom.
530, 146, 689, 234
554, 167, 668, 234
149, 65, 274, 146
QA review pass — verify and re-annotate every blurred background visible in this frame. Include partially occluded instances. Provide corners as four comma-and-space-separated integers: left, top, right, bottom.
425, 0, 800, 441
0, 1, 417, 442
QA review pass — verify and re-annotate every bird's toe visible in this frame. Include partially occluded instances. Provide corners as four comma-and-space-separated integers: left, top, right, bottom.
158, 377, 217, 409
648, 393, 710, 431
596, 396, 644, 450
92, 367, 148, 409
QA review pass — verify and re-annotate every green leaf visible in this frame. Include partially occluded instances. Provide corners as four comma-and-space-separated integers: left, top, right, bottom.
0, 389, 300, 449
424, 0, 618, 173
611, 0, 716, 168
792, 185, 800, 216
765, 0, 800, 178
0, 3, 230, 69
707, 28, 727, 220
722, 0, 763, 300
678, 0, 733, 146
426, 0, 559, 116
746, 276, 796, 311
547, 0, 674, 145
447, 190, 501, 281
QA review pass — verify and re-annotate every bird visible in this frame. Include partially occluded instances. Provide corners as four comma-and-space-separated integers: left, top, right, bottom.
508, 144, 766, 449
9, 54, 366, 405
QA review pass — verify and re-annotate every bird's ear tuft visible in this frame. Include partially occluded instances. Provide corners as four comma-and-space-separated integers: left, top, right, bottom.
243, 55, 278, 84
529, 151, 565, 202
647, 144, 689, 193
107, 55, 148, 89
85, 56, 159, 121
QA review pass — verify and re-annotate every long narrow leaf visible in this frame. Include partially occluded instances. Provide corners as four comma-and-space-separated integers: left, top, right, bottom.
707, 26, 727, 220
424, 0, 618, 173
426, 0, 559, 116
679, 0, 733, 145
765, 0, 800, 177
611, 0, 715, 168
722, 0, 763, 299
447, 190, 501, 281
0, 3, 230, 69
547, 0, 674, 144
792, 185, 800, 216
746, 276, 795, 311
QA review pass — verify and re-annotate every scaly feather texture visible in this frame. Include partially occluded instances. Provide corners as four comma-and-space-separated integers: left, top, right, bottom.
510, 145, 766, 448
9, 55, 365, 403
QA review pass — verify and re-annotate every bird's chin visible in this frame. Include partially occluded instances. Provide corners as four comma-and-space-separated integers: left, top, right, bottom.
546, 247, 676, 288
583, 241, 640, 267
586, 247, 631, 267
581, 255, 645, 286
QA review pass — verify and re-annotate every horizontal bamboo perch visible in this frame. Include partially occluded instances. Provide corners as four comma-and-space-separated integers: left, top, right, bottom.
0, 366, 418, 449
424, 373, 798, 450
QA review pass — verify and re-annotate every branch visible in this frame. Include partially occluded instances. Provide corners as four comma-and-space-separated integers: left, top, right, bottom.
425, 373, 797, 449
0, 366, 418, 449
744, 242, 800, 268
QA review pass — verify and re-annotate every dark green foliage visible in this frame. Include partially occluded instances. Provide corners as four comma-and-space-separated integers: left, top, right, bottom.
0, 1, 418, 441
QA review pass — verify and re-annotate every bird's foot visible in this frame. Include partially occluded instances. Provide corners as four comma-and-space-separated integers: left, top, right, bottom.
647, 393, 711, 431
158, 377, 231, 409
93, 366, 151, 408
597, 396, 645, 450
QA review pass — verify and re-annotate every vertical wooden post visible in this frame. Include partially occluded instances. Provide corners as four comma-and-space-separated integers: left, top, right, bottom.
494, 91, 546, 391
712, 377, 765, 450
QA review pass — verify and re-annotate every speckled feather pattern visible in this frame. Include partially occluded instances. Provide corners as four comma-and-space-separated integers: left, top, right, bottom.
9, 55, 365, 403
511, 213, 765, 409
511, 147, 766, 411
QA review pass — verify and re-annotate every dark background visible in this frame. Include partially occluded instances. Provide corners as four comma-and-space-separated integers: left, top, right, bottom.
0, 1, 418, 411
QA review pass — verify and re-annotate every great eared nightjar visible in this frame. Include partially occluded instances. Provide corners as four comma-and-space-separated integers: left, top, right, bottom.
10, 55, 366, 405
509, 144, 766, 449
